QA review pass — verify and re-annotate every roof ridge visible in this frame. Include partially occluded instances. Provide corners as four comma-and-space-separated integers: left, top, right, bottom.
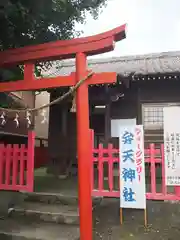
57, 50, 180, 68
43, 50, 180, 77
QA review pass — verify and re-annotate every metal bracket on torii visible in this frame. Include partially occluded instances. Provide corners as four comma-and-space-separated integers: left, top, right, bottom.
0, 24, 126, 240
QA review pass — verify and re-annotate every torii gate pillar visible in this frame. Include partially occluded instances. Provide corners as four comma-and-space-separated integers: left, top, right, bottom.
76, 52, 92, 240
0, 24, 126, 240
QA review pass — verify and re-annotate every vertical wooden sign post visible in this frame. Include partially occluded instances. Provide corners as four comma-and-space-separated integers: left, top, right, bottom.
0, 25, 126, 240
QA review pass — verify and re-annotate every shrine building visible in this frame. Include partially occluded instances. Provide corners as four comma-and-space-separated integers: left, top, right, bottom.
46, 51, 180, 174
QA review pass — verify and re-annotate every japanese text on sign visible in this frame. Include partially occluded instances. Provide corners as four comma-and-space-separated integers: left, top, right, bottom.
119, 125, 146, 209
164, 107, 180, 186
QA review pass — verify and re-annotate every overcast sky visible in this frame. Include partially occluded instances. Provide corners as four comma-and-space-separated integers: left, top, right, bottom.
75, 0, 180, 58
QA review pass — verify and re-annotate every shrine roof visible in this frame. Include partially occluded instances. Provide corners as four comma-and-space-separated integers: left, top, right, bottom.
44, 51, 180, 78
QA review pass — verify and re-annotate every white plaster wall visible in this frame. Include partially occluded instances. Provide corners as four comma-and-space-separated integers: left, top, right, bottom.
35, 91, 50, 139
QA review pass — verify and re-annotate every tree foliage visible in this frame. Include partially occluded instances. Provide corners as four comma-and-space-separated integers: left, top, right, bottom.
0, 0, 107, 82
0, 0, 107, 50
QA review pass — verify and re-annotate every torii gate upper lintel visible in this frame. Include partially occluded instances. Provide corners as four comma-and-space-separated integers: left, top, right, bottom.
0, 24, 126, 240
0, 24, 126, 66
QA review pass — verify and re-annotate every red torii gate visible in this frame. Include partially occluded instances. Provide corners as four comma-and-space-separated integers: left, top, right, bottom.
0, 25, 126, 240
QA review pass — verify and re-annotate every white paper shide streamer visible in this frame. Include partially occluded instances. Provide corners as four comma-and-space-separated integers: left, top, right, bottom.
26, 111, 31, 128
0, 109, 48, 128
0, 112, 6, 126
14, 113, 19, 128
41, 109, 48, 124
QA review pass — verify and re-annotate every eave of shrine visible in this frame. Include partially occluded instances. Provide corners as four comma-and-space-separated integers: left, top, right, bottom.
45, 50, 180, 85
0, 92, 27, 109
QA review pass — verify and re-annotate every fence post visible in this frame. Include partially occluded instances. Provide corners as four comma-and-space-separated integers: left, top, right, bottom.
150, 144, 156, 195
90, 129, 94, 192
27, 131, 35, 192
108, 144, 113, 192
161, 144, 167, 195
175, 187, 180, 196
0, 144, 4, 188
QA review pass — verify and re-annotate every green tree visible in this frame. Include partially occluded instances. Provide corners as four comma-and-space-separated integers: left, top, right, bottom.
0, 0, 107, 82
0, 0, 107, 50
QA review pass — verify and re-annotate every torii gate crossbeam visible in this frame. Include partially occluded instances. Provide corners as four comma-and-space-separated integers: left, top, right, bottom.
0, 24, 126, 240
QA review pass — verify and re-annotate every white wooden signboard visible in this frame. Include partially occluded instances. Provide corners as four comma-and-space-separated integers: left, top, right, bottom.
119, 125, 146, 209
111, 118, 136, 138
164, 106, 180, 186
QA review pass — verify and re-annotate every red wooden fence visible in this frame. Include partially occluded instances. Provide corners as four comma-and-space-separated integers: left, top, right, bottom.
0, 131, 35, 192
90, 130, 180, 201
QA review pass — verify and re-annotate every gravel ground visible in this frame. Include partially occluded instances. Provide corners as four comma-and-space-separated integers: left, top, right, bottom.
93, 199, 180, 240
1, 173, 178, 240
